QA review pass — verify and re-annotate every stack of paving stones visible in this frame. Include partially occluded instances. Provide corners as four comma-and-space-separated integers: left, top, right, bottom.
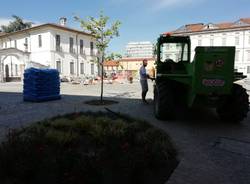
23, 68, 61, 102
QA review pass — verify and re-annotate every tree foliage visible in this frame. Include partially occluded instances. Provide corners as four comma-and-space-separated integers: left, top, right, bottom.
1, 15, 32, 33
105, 52, 122, 61
75, 12, 121, 54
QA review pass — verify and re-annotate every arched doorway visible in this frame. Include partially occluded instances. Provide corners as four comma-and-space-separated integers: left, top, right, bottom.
5, 65, 10, 82
0, 48, 30, 82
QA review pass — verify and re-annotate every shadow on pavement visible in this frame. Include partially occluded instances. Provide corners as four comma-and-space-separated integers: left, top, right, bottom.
0, 91, 249, 128
0, 91, 250, 184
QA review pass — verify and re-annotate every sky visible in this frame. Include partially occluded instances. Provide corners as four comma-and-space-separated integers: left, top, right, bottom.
0, 0, 250, 54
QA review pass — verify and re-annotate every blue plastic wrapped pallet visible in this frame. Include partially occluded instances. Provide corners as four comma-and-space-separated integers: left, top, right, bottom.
23, 68, 61, 102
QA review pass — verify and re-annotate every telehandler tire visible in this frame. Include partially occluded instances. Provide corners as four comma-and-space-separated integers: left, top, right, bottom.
217, 84, 249, 123
154, 83, 175, 120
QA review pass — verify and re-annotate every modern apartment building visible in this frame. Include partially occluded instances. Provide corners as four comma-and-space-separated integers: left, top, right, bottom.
0, 18, 99, 82
125, 41, 154, 58
170, 18, 250, 77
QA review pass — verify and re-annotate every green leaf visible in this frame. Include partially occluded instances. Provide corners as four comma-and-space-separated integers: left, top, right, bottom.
75, 11, 121, 57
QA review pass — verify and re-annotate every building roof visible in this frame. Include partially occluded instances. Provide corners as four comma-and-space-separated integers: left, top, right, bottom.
103, 60, 120, 67
120, 57, 155, 62
216, 22, 234, 29
240, 18, 250, 24
169, 18, 250, 35
0, 23, 92, 39
181, 23, 205, 32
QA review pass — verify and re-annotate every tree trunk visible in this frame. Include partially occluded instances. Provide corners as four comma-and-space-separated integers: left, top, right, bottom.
100, 53, 104, 102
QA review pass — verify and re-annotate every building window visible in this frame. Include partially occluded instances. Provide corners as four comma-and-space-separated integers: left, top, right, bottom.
38, 35, 42, 48
210, 39, 214, 46
91, 63, 94, 75
24, 38, 28, 50
175, 54, 180, 61
80, 63, 84, 74
90, 42, 94, 56
235, 51, 240, 62
70, 61, 74, 75
14, 40, 17, 48
69, 37, 74, 53
56, 60, 61, 73
222, 38, 226, 46
80, 40, 84, 54
247, 66, 250, 74
247, 51, 250, 61
198, 39, 202, 46
56, 35, 61, 51
15, 64, 18, 76
235, 36, 240, 45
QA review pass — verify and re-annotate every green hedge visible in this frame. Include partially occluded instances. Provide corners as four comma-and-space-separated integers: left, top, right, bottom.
0, 112, 178, 184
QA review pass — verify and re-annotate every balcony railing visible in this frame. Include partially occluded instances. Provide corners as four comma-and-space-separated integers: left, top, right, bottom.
90, 50, 94, 56
69, 48, 76, 54
56, 46, 63, 52
80, 49, 86, 56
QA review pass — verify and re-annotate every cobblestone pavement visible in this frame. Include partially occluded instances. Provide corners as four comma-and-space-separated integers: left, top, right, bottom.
0, 81, 250, 184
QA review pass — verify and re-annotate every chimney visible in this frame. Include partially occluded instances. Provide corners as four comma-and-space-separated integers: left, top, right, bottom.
59, 17, 67, 26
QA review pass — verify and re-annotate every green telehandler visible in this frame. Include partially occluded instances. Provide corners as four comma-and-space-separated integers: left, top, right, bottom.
154, 34, 249, 122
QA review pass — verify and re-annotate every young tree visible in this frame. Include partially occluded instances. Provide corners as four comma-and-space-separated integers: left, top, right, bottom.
75, 12, 121, 102
1, 15, 32, 33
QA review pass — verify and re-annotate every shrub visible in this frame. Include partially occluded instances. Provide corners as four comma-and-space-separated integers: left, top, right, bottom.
0, 112, 178, 184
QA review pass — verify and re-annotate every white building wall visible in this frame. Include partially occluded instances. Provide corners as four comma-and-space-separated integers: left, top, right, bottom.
50, 29, 77, 76
187, 29, 250, 77
77, 34, 99, 77
0, 34, 31, 78
0, 25, 99, 81
125, 41, 154, 58
0, 30, 52, 67
49, 28, 98, 77
29, 30, 52, 66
